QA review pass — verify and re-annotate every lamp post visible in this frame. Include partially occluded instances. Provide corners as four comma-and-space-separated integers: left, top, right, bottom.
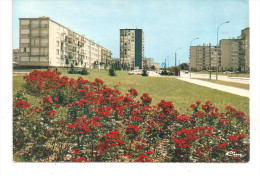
175, 47, 181, 67
216, 21, 229, 80
189, 38, 199, 78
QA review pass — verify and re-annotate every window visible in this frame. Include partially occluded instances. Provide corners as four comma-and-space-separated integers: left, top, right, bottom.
21, 48, 27, 52
56, 49, 59, 55
20, 57, 29, 61
21, 29, 30, 34
56, 41, 59, 47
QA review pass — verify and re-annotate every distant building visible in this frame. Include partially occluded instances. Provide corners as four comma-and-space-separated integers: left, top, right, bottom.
143, 58, 160, 70
13, 49, 19, 67
219, 38, 240, 71
120, 29, 144, 69
18, 16, 112, 68
190, 27, 249, 72
153, 63, 160, 70
143, 58, 154, 69
190, 44, 218, 71
111, 58, 120, 61
13, 49, 19, 62
238, 27, 250, 72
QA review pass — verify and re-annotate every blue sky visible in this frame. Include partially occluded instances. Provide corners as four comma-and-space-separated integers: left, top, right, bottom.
13, 0, 249, 66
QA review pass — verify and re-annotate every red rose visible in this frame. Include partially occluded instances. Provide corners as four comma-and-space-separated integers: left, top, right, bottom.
73, 148, 80, 154
53, 98, 58, 102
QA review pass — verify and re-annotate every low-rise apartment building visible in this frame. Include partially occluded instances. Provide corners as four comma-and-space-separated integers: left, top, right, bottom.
18, 16, 112, 68
153, 63, 160, 70
13, 49, 19, 63
143, 58, 154, 69
143, 58, 160, 70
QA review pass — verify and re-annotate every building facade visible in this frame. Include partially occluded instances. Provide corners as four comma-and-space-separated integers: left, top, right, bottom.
190, 44, 218, 71
190, 27, 249, 72
143, 58, 154, 69
153, 63, 160, 70
143, 58, 160, 70
13, 49, 19, 62
219, 39, 240, 71
18, 16, 112, 68
120, 29, 144, 69
238, 27, 250, 72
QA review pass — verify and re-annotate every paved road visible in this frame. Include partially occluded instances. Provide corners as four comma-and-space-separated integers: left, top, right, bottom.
148, 71, 249, 98
181, 72, 249, 85
177, 77, 249, 98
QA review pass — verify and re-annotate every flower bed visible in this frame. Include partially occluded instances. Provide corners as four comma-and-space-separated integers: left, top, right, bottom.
13, 69, 249, 162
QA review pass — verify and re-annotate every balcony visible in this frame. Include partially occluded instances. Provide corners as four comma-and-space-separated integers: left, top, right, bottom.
20, 24, 30, 29
68, 56, 74, 60
67, 49, 76, 53
30, 52, 49, 56
30, 24, 49, 28
30, 43, 49, 47
30, 34, 49, 38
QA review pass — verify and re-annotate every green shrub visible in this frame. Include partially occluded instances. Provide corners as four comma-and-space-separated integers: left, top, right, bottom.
80, 67, 89, 75
161, 70, 169, 75
68, 64, 77, 74
109, 68, 116, 76
142, 69, 149, 76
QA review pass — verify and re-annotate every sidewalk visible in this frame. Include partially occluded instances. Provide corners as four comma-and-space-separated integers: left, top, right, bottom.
13, 72, 30, 76
177, 77, 249, 98
181, 72, 249, 85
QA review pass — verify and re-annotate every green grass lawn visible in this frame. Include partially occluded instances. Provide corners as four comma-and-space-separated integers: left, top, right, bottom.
13, 69, 249, 116
192, 78, 249, 90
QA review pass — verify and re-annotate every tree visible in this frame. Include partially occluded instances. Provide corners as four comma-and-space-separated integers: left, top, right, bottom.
65, 59, 69, 70
151, 65, 156, 71
179, 63, 189, 70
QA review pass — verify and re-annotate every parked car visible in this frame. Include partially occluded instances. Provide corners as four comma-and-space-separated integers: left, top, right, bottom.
156, 70, 163, 74
128, 70, 142, 75
184, 70, 189, 74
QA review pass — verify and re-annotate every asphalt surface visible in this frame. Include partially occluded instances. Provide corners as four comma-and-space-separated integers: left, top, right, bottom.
148, 71, 249, 98
181, 72, 249, 84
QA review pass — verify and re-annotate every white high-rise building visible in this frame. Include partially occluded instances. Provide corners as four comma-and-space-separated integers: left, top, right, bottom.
18, 16, 112, 68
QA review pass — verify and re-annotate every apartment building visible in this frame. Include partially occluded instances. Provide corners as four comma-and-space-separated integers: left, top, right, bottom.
13, 49, 19, 62
143, 58, 160, 70
13, 49, 19, 67
18, 16, 112, 68
219, 39, 240, 71
190, 44, 218, 71
153, 63, 160, 70
238, 28, 250, 72
190, 27, 249, 72
143, 58, 154, 69
120, 29, 144, 69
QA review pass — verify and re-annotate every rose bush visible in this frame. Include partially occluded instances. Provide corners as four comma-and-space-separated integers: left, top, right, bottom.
13, 70, 249, 162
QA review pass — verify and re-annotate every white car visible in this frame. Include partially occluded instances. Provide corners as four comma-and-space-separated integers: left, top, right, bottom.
128, 70, 142, 75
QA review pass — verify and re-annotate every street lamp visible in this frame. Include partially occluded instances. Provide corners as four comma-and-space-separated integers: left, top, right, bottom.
175, 47, 181, 66
216, 21, 230, 80
164, 53, 174, 68
189, 38, 199, 78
